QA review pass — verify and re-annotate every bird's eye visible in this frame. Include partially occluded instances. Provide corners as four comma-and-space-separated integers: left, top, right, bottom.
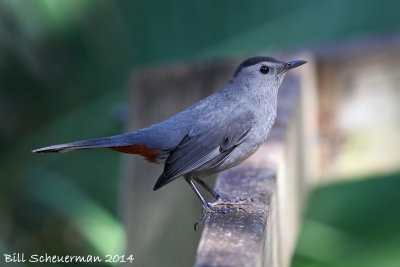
259, 66, 269, 74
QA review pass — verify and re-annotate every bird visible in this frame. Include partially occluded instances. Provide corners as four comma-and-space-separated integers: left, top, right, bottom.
33, 56, 306, 229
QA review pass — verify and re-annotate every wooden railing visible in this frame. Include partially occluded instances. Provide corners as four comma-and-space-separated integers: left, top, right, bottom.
122, 56, 318, 267
194, 70, 314, 267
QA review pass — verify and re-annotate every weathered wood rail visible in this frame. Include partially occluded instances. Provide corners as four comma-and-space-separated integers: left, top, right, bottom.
122, 56, 318, 267
195, 74, 306, 267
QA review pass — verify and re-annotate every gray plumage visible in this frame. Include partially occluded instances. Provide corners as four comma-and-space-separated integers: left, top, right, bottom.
33, 56, 306, 194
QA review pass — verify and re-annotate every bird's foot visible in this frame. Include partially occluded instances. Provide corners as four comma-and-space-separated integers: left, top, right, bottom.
194, 202, 247, 230
210, 195, 254, 207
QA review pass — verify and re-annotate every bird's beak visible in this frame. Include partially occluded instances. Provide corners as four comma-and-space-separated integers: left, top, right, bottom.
281, 60, 307, 72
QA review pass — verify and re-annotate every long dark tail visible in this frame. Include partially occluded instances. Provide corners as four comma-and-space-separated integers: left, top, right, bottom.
32, 133, 138, 153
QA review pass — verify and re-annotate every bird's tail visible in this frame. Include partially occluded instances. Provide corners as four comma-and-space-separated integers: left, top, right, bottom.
32, 131, 162, 162
32, 134, 127, 153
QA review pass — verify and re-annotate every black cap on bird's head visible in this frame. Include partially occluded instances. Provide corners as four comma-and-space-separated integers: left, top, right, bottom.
233, 56, 307, 77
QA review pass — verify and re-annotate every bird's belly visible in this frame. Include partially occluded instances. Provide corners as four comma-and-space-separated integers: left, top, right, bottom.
191, 113, 276, 178
216, 138, 262, 171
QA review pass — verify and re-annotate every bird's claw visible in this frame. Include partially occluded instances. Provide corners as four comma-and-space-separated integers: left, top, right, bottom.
194, 212, 208, 231
210, 196, 253, 207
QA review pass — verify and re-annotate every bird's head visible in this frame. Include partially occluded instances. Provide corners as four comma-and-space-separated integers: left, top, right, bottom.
231, 56, 306, 95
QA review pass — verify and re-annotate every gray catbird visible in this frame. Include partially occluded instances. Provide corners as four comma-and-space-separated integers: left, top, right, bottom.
33, 56, 306, 228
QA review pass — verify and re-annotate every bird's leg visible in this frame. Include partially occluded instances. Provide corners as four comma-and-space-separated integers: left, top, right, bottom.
185, 177, 243, 230
194, 178, 253, 207
193, 178, 223, 200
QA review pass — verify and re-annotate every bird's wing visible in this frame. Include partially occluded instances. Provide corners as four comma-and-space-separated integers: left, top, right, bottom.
153, 104, 254, 190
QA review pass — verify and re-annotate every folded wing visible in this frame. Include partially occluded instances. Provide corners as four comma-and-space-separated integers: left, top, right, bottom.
153, 105, 254, 190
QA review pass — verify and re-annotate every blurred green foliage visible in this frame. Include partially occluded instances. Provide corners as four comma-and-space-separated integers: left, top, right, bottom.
0, 0, 400, 266
292, 172, 400, 267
